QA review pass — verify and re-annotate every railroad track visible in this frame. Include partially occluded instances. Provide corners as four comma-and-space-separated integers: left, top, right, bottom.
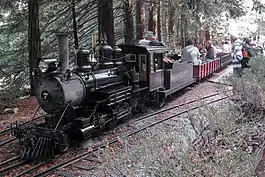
0, 91, 230, 177
206, 80, 233, 87
0, 113, 47, 175
0, 114, 46, 147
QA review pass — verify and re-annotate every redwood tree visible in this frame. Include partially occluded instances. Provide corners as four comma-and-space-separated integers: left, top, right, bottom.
135, 0, 143, 40
157, 0, 161, 41
124, 0, 134, 44
148, 4, 154, 33
28, 0, 41, 95
98, 0, 115, 46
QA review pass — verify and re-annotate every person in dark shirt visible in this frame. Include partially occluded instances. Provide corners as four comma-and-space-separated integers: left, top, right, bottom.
205, 41, 217, 59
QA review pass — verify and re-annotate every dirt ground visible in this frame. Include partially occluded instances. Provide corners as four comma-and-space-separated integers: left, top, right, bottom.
0, 66, 235, 176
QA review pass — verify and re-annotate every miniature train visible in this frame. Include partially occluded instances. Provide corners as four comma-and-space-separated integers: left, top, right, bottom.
11, 34, 232, 161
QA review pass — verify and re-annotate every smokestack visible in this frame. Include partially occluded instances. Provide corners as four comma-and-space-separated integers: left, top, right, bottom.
57, 34, 69, 72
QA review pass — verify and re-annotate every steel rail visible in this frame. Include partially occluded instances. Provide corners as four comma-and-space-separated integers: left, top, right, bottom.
0, 114, 47, 147
30, 96, 228, 177
0, 161, 26, 176
134, 90, 232, 122
206, 80, 233, 87
0, 114, 46, 136
0, 156, 20, 167
2, 93, 230, 176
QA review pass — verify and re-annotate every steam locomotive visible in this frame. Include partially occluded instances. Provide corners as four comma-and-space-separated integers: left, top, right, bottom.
11, 34, 232, 161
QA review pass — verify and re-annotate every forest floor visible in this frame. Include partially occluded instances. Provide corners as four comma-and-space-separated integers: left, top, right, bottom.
0, 65, 238, 177
56, 66, 234, 177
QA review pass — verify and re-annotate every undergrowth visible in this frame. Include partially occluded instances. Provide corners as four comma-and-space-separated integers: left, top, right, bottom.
88, 56, 265, 177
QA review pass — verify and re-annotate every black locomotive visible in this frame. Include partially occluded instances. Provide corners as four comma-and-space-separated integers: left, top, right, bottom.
11, 34, 231, 161
10, 34, 164, 160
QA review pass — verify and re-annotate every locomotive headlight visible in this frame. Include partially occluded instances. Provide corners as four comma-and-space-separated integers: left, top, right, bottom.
39, 60, 49, 73
38, 58, 58, 73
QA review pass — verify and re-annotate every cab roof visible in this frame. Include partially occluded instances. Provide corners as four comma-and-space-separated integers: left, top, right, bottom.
118, 41, 167, 54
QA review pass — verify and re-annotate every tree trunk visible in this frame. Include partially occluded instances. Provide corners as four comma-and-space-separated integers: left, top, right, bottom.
98, 0, 115, 46
148, 3, 154, 33
184, 15, 188, 43
205, 29, 210, 41
161, 0, 167, 43
168, 2, 175, 36
157, 0, 161, 41
28, 0, 41, 96
168, 1, 175, 47
72, 0, 79, 49
140, 0, 145, 36
123, 0, 134, 44
135, 0, 143, 40
180, 7, 185, 48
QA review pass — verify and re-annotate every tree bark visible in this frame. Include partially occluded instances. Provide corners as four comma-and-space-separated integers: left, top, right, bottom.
98, 0, 115, 46
141, 0, 145, 36
148, 3, 154, 33
124, 0, 134, 44
205, 29, 210, 41
72, 0, 79, 49
157, 0, 161, 41
168, 2, 175, 36
135, 0, 143, 40
180, 6, 185, 48
161, 0, 167, 43
28, 0, 41, 96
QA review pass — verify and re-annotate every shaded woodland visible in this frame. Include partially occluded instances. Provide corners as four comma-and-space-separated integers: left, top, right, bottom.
0, 0, 263, 103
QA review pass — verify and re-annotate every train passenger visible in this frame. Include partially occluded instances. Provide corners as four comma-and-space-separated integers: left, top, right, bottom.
223, 41, 232, 53
198, 44, 207, 58
231, 35, 243, 77
181, 39, 202, 65
205, 41, 217, 59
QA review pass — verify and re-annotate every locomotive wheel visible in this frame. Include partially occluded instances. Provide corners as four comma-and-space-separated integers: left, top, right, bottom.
58, 134, 70, 153
156, 93, 165, 108
138, 100, 147, 113
58, 140, 70, 153
59, 144, 69, 153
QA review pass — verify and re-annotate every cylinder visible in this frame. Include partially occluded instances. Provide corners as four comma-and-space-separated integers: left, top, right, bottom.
57, 34, 69, 72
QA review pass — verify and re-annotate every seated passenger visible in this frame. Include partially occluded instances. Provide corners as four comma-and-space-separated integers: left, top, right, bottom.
223, 41, 232, 53
205, 41, 217, 59
181, 39, 202, 65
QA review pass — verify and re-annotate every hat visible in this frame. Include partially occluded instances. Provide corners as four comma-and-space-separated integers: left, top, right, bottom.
230, 34, 238, 40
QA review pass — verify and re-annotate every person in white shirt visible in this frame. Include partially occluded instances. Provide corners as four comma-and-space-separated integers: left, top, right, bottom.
181, 39, 202, 65
223, 41, 232, 53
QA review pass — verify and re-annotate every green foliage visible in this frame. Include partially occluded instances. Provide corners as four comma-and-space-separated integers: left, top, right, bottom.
252, 0, 265, 14
0, 0, 263, 102
232, 56, 265, 109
